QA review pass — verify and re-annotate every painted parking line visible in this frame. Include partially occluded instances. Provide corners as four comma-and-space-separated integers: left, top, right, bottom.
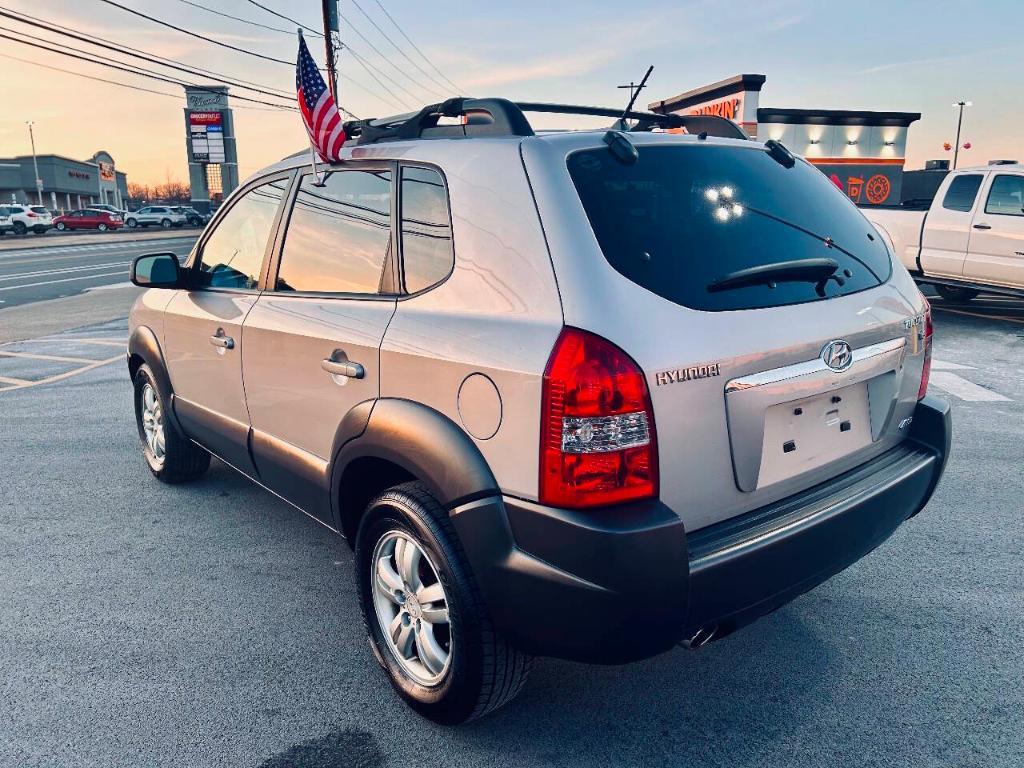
933, 306, 1024, 325
0, 270, 127, 292
0, 337, 126, 393
930, 359, 1012, 402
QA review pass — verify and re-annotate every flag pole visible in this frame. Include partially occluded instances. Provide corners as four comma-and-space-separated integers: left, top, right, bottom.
297, 29, 325, 186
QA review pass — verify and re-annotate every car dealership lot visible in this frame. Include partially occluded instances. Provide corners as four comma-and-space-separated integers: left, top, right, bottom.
1, 300, 1021, 767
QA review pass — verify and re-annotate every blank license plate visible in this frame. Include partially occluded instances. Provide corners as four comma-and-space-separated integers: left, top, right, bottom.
757, 381, 871, 489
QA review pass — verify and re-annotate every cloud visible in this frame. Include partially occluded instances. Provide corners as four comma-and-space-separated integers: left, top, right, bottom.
765, 15, 803, 32
858, 44, 1014, 75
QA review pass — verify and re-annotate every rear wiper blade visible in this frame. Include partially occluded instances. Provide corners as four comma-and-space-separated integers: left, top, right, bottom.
707, 257, 841, 294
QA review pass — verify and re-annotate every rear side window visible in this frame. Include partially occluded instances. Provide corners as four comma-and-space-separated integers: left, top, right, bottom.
275, 170, 392, 294
399, 166, 453, 293
196, 178, 287, 290
984, 175, 1024, 216
942, 174, 983, 212
566, 144, 891, 312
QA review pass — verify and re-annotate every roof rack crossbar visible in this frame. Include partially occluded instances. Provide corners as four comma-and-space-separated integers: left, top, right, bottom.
343, 98, 748, 145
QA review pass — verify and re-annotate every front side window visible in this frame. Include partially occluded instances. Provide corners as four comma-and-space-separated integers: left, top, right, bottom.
400, 166, 453, 293
567, 144, 892, 312
275, 170, 392, 294
984, 175, 1024, 217
195, 178, 287, 290
942, 174, 983, 212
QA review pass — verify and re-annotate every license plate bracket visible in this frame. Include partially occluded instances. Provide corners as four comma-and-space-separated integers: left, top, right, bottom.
756, 381, 872, 489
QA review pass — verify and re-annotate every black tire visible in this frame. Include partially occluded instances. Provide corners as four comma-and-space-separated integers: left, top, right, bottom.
55, 222, 66, 231
160, 218, 172, 228
133, 363, 210, 483
126, 218, 138, 228
934, 285, 979, 302
356, 482, 532, 725
12, 221, 26, 235
97, 223, 108, 232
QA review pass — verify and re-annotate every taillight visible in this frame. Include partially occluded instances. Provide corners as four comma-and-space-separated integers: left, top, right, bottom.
918, 296, 933, 400
26, 211, 37, 218
540, 327, 658, 509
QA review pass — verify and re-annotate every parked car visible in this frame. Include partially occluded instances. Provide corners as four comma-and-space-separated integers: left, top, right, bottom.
53, 209, 124, 232
0, 205, 12, 235
4, 204, 52, 235
126, 98, 951, 724
867, 164, 1024, 301
91, 203, 128, 218
169, 205, 209, 227
124, 205, 185, 229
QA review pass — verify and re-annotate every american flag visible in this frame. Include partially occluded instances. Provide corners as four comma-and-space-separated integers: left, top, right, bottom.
296, 33, 346, 162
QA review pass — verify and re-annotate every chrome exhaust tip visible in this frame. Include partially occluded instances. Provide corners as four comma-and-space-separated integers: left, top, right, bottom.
679, 625, 719, 650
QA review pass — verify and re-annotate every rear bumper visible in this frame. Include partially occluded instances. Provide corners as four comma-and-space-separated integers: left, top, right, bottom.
451, 395, 951, 664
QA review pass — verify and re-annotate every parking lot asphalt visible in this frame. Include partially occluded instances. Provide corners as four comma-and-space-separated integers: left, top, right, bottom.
1, 302, 1022, 767
0, 235, 197, 309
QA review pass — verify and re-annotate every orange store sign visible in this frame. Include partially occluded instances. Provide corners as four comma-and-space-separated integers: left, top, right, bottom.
690, 98, 741, 121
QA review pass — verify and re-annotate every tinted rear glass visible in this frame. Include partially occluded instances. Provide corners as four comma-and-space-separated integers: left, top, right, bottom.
567, 144, 892, 311
942, 174, 983, 212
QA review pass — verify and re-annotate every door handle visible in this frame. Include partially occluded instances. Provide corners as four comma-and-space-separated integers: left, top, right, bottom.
322, 357, 365, 379
209, 333, 234, 350
972, 223, 992, 230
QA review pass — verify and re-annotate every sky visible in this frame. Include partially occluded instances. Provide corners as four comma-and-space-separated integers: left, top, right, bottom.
1, 0, 1022, 185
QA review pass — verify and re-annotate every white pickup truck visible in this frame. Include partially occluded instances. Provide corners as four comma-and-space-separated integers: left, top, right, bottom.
867, 164, 1024, 301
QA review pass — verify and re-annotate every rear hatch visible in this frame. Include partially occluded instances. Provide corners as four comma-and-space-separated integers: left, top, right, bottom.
523, 133, 928, 531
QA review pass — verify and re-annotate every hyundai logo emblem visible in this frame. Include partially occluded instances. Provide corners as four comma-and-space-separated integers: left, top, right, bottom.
821, 340, 853, 372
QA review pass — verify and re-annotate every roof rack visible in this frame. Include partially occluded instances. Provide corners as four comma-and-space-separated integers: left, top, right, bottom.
342, 97, 748, 145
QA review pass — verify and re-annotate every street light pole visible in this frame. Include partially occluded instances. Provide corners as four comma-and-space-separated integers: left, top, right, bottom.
952, 100, 971, 170
26, 121, 43, 206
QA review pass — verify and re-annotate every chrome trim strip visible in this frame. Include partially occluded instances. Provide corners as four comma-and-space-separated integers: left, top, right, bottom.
725, 338, 905, 393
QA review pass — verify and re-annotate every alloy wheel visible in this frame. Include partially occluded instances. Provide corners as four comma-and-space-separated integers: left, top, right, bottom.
371, 530, 452, 686
141, 383, 165, 464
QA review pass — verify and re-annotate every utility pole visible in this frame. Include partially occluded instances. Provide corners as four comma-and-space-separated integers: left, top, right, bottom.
952, 100, 971, 170
321, 0, 340, 103
26, 121, 43, 206
617, 81, 641, 103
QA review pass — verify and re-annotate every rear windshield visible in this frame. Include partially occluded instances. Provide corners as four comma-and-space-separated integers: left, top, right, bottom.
30, 206, 48, 214
567, 144, 892, 311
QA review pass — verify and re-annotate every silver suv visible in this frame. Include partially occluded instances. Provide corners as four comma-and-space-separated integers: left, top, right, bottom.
127, 99, 951, 724
125, 205, 186, 229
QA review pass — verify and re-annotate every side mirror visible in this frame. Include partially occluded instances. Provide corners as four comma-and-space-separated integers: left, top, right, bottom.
130, 253, 183, 288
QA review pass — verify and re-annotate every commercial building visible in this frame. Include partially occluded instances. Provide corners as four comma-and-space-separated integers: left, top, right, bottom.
650, 74, 921, 206
0, 150, 128, 212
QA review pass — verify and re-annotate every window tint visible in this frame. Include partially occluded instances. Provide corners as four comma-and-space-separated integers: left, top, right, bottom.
276, 170, 391, 294
567, 145, 891, 312
984, 175, 1024, 216
400, 166, 453, 293
942, 174, 983, 212
30, 206, 47, 214
196, 178, 287, 290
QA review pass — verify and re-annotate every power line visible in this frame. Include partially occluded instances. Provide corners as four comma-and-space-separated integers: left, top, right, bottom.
349, 0, 455, 96
334, 7, 445, 102
243, 0, 322, 37
0, 7, 296, 103
240, 0, 425, 108
0, 51, 180, 100
1, 4, 289, 95
371, 0, 462, 93
95, 0, 294, 66
0, 30, 298, 111
0, 51, 289, 112
173, 0, 292, 35
340, 47, 410, 111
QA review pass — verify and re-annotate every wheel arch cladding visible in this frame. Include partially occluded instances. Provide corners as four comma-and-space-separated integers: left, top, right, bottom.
332, 398, 500, 540
128, 325, 184, 436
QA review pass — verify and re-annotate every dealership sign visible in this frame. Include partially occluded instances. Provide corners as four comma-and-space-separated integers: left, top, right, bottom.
189, 111, 226, 164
